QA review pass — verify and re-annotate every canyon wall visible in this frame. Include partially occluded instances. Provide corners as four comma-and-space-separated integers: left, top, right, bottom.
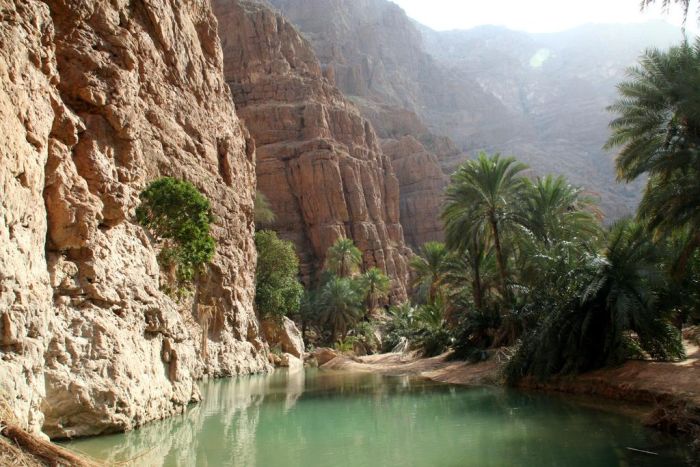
0, 0, 269, 439
265, 0, 681, 219
381, 137, 446, 248
213, 0, 411, 298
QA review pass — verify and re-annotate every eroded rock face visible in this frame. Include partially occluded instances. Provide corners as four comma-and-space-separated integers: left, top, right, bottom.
381, 137, 447, 249
213, 0, 411, 299
0, 0, 269, 438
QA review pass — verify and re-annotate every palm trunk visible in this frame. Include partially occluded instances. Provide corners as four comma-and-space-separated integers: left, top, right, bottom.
675, 231, 700, 278
472, 261, 483, 310
489, 214, 508, 299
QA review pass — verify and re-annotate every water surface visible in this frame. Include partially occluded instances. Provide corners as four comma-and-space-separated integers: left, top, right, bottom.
65, 369, 694, 466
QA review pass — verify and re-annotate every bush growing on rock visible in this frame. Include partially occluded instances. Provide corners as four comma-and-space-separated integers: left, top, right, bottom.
136, 177, 216, 286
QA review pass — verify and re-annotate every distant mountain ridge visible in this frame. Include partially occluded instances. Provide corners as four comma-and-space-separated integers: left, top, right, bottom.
266, 0, 683, 218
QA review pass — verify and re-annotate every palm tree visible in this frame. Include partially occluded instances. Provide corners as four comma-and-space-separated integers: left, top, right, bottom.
410, 242, 448, 304
325, 238, 363, 277
442, 153, 528, 298
318, 276, 363, 343
606, 39, 700, 270
442, 237, 497, 312
359, 267, 391, 313
521, 175, 602, 248
254, 190, 276, 226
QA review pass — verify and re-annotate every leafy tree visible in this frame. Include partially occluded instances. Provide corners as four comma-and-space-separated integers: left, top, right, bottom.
254, 190, 276, 226
443, 153, 528, 298
359, 267, 391, 313
410, 242, 448, 304
318, 276, 364, 343
606, 40, 700, 269
255, 230, 304, 320
136, 177, 216, 284
325, 238, 363, 277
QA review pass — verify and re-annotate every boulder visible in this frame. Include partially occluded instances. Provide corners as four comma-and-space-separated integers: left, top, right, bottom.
262, 317, 305, 359
312, 348, 339, 366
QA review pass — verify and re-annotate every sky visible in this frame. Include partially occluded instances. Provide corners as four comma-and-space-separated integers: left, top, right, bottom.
390, 0, 694, 33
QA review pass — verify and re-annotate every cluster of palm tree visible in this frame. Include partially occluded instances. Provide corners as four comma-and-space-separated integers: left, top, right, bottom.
395, 38, 700, 380
398, 144, 690, 378
401, 155, 603, 356
301, 238, 391, 347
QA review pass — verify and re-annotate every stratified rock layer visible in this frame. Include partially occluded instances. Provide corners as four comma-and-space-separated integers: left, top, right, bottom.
0, 0, 269, 439
213, 0, 411, 299
381, 137, 446, 248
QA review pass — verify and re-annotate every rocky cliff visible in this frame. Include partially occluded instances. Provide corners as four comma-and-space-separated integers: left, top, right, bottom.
381, 137, 447, 248
213, 0, 411, 298
0, 0, 269, 439
265, 0, 682, 219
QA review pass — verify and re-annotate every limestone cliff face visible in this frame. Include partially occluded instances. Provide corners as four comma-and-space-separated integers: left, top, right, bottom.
0, 0, 269, 439
381, 137, 447, 249
213, 0, 411, 299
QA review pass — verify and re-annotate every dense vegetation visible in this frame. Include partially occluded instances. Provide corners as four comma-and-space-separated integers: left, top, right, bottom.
383, 39, 700, 381
136, 177, 216, 288
253, 36, 699, 383
255, 230, 304, 320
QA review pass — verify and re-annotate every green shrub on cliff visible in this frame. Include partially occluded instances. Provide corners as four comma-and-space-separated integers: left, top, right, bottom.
255, 230, 304, 320
136, 177, 215, 285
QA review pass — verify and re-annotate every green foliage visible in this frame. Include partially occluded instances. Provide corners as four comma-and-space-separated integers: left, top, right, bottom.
358, 267, 391, 312
410, 242, 448, 304
606, 39, 700, 265
413, 299, 453, 357
254, 190, 276, 226
334, 337, 356, 353
317, 276, 364, 342
136, 177, 215, 284
521, 175, 602, 248
506, 219, 685, 383
443, 153, 529, 298
255, 230, 304, 320
325, 238, 363, 277
450, 307, 502, 362
349, 321, 382, 354
382, 300, 452, 357
382, 303, 418, 352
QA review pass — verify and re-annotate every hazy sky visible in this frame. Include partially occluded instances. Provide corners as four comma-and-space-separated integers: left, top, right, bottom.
390, 0, 693, 33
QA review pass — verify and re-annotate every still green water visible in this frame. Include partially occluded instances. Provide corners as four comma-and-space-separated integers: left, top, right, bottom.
64, 369, 693, 466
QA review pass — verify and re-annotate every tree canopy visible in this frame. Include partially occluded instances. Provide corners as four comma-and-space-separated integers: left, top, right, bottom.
255, 230, 304, 320
136, 177, 216, 284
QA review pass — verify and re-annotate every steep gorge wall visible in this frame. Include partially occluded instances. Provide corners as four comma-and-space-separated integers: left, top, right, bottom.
212, 0, 411, 299
382, 137, 446, 248
0, 0, 268, 439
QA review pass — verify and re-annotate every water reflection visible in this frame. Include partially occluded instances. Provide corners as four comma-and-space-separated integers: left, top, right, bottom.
64, 370, 693, 467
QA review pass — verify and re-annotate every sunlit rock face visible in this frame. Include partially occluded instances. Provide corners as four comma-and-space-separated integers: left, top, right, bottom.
0, 0, 269, 438
213, 0, 411, 300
